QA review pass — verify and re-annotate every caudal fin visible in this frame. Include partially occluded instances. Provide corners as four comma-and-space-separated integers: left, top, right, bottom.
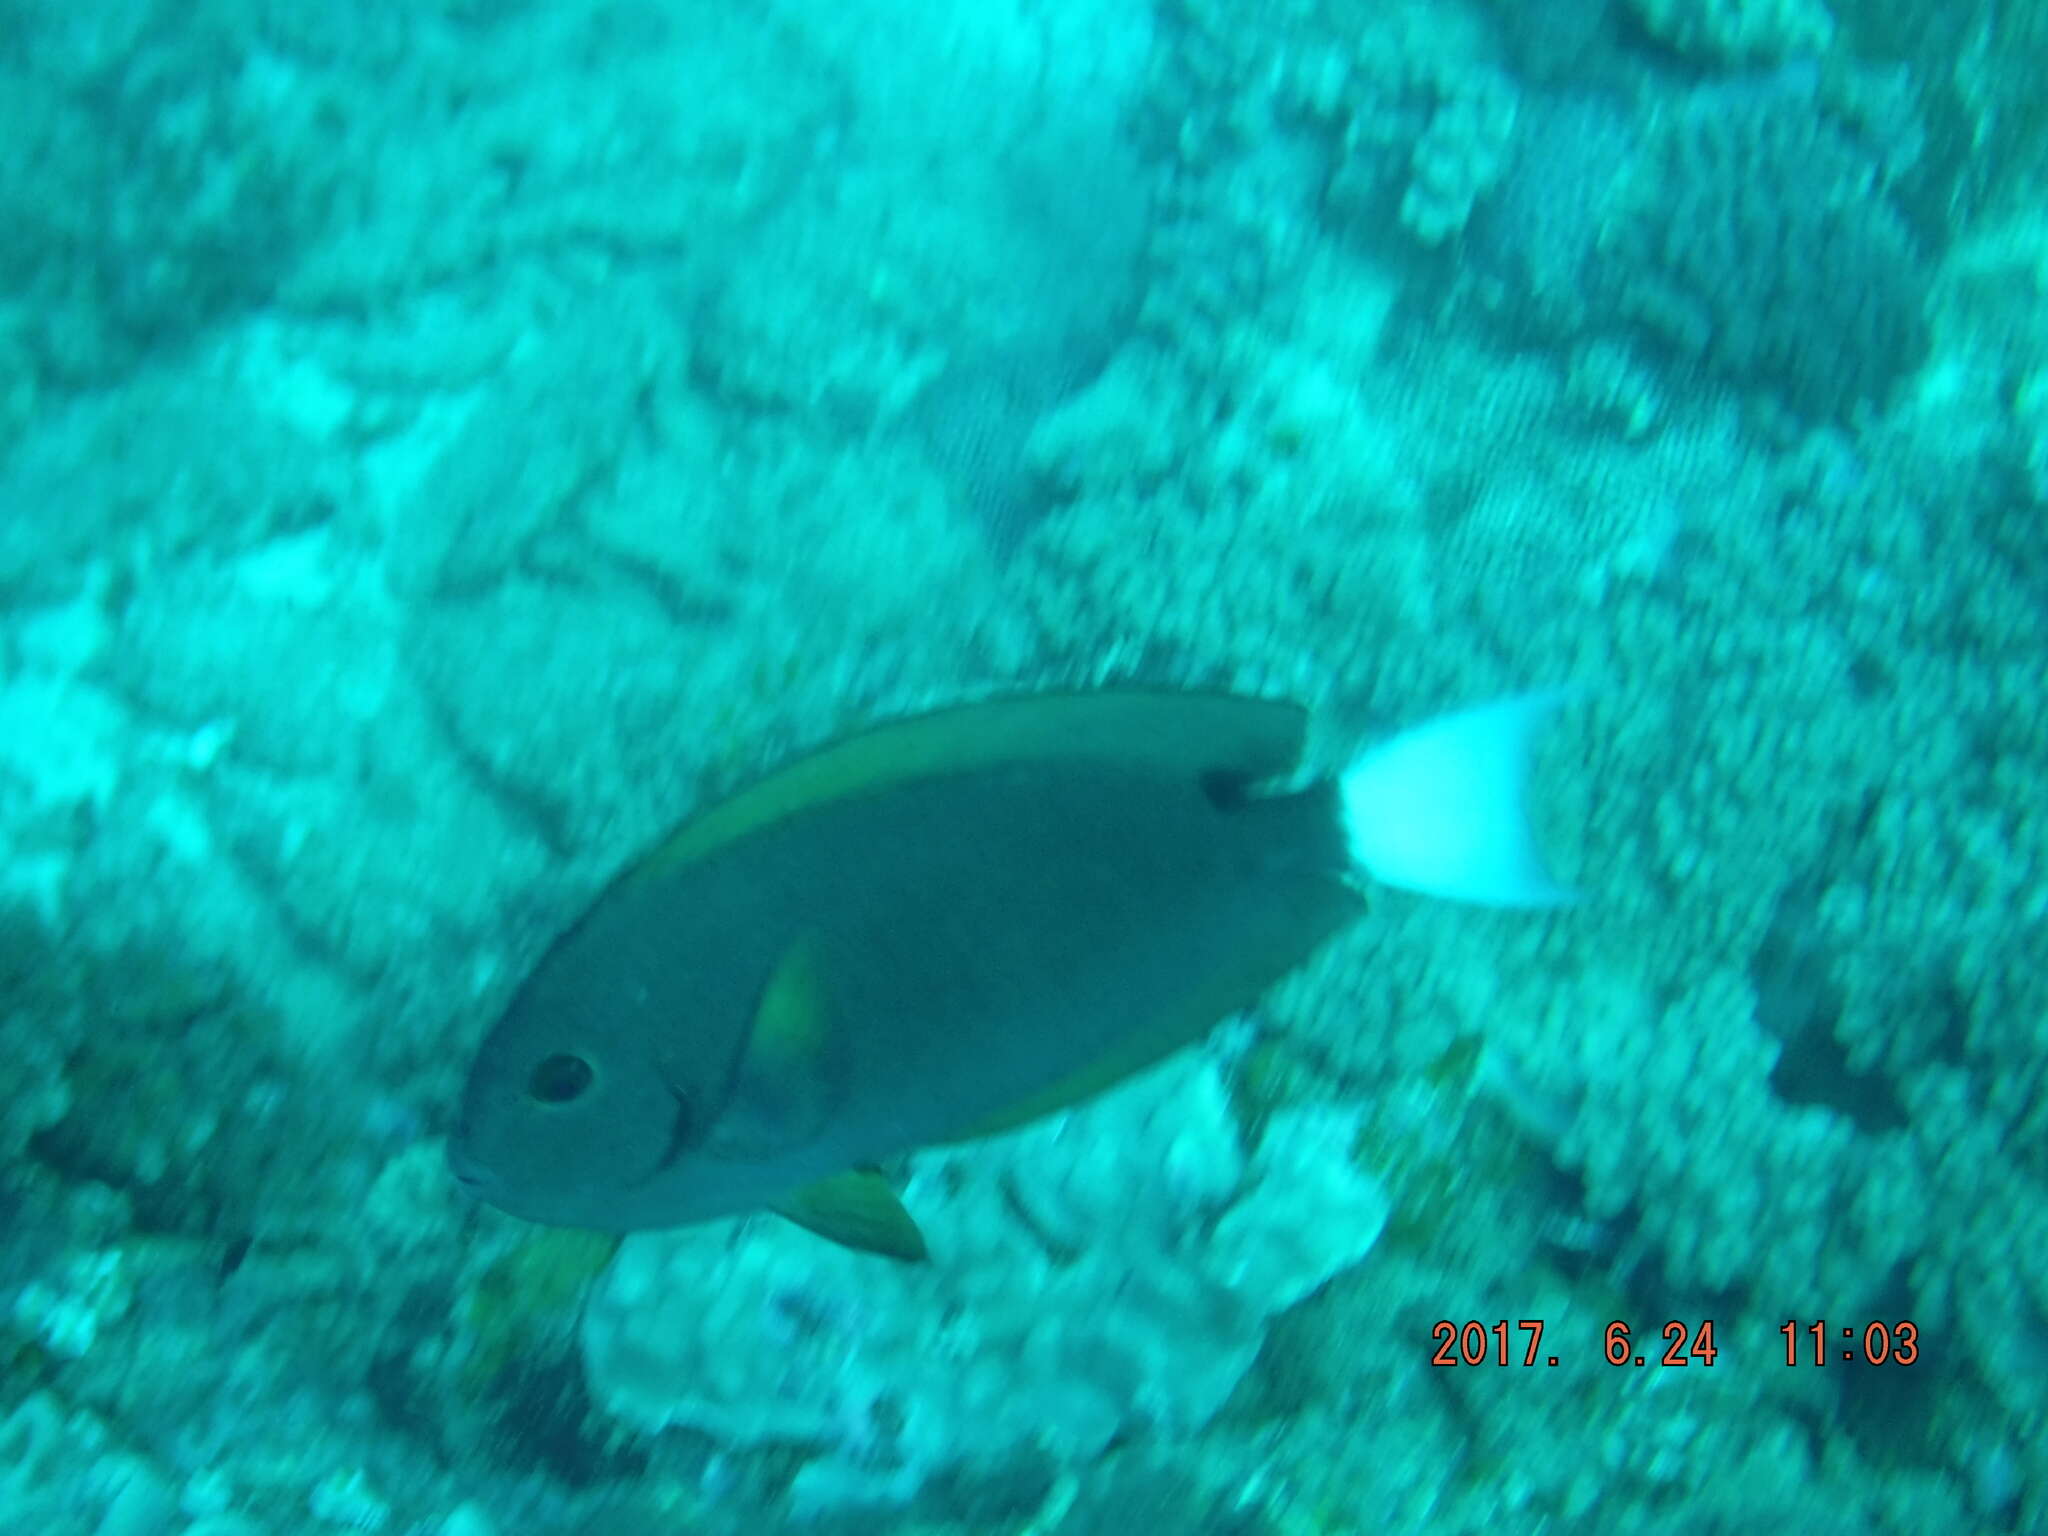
1339, 691, 1575, 908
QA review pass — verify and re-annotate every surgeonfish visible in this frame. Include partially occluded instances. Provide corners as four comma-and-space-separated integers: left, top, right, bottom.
446, 689, 1572, 1258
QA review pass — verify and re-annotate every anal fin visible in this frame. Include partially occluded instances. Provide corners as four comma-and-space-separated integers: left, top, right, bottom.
773, 1169, 929, 1263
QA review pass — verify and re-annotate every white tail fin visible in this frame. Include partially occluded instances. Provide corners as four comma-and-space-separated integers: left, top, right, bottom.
1340, 692, 1574, 908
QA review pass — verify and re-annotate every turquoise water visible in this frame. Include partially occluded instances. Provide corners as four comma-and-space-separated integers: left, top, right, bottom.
2, 0, 2043, 1531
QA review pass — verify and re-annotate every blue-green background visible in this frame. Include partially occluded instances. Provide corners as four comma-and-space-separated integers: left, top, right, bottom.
2, 0, 2043, 1531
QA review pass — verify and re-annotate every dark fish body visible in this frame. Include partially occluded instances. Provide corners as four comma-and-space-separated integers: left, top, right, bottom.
448, 689, 1567, 1253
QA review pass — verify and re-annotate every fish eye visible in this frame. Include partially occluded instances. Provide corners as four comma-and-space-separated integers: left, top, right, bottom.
528, 1053, 595, 1105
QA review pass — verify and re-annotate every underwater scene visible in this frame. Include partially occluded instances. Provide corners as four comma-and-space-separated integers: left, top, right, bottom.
3, 0, 2045, 1531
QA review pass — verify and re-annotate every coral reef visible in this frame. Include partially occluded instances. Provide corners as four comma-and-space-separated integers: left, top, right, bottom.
0, 0, 2041, 1531
1277, 1, 1523, 255
579, 1052, 1386, 1510
1602, 70, 1928, 418
0, 3, 329, 395
1399, 69, 1521, 246
1621, 0, 1836, 63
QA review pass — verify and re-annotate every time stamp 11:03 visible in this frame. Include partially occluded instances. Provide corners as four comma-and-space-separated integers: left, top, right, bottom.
1429, 1319, 1922, 1370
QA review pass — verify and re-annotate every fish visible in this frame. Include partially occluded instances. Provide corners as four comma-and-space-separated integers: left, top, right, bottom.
446, 688, 1572, 1259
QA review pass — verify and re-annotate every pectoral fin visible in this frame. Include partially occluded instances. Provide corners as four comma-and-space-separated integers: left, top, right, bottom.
773, 1170, 929, 1262
708, 937, 839, 1159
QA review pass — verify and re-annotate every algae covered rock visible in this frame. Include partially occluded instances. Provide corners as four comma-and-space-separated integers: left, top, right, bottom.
1622, 0, 1835, 63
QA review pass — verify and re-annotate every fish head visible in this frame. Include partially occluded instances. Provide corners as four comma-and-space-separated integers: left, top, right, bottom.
445, 923, 750, 1230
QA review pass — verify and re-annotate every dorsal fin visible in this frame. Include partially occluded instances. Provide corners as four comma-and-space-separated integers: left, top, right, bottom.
627, 690, 1310, 885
